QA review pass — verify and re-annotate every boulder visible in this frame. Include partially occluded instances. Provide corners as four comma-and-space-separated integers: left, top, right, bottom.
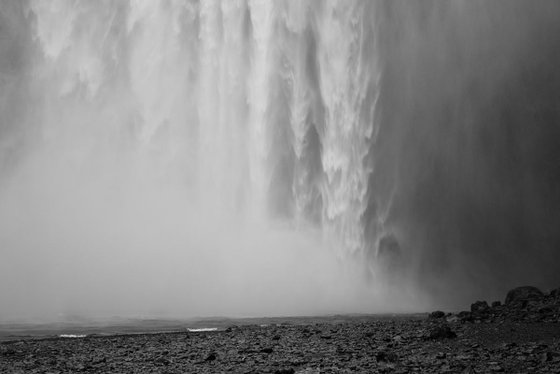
505, 286, 544, 305
205, 352, 217, 361
457, 311, 473, 323
426, 324, 457, 340
376, 350, 398, 363
471, 301, 489, 314
274, 369, 295, 374
429, 310, 446, 319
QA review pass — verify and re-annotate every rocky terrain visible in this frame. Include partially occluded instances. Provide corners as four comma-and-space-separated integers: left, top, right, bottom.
1, 286, 560, 373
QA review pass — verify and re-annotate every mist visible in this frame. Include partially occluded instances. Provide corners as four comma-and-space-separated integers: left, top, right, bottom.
1, 1, 560, 322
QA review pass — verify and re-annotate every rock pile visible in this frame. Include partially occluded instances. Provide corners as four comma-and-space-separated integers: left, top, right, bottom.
452, 286, 560, 324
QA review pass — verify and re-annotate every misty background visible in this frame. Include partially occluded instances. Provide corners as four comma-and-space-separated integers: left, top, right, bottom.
1, 0, 560, 322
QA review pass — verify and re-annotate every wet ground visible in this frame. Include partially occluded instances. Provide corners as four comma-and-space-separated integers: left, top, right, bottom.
1, 314, 560, 373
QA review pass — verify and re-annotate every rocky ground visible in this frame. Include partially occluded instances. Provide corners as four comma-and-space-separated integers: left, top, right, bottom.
1, 286, 560, 373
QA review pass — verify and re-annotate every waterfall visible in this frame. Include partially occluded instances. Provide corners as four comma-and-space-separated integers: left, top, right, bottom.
2, 0, 560, 320
24, 0, 382, 255
0, 0, 399, 320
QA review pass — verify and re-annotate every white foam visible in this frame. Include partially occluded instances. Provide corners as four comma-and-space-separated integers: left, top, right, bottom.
187, 328, 217, 332
59, 334, 87, 338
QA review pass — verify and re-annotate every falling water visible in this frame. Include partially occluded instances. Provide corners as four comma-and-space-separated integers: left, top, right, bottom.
24, 0, 380, 250
0, 0, 404, 321
2, 1, 560, 320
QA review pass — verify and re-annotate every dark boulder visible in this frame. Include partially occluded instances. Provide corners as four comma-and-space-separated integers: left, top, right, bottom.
376, 350, 398, 363
274, 369, 295, 374
205, 352, 217, 361
457, 311, 473, 323
471, 301, 489, 314
225, 325, 240, 333
426, 324, 457, 340
505, 286, 544, 305
429, 310, 446, 319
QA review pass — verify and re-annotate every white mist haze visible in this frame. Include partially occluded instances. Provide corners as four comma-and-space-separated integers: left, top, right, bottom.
0, 143, 423, 320
0, 0, 427, 322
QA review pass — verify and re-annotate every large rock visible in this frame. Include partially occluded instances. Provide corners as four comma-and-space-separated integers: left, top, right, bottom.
505, 286, 544, 305
429, 310, 446, 319
376, 350, 398, 363
471, 301, 490, 314
426, 324, 457, 340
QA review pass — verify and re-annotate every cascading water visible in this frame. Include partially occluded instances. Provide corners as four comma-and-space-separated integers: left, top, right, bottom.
2, 1, 560, 321
24, 0, 381, 243
0, 0, 406, 321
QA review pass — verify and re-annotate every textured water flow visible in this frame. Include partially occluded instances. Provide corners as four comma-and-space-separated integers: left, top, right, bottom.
1, 1, 560, 320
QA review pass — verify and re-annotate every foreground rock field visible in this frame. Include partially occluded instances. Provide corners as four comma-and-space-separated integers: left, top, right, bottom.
1, 286, 560, 373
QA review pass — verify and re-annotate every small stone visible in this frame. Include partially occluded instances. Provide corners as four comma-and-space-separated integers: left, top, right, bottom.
155, 357, 170, 366
446, 315, 459, 323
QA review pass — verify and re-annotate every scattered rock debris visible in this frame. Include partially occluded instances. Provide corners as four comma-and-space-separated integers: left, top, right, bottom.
1, 286, 560, 373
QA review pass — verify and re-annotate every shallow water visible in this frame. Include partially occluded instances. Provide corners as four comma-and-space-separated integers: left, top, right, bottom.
0, 314, 426, 342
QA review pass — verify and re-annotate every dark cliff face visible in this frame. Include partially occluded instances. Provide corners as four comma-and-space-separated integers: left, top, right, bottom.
368, 1, 560, 305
